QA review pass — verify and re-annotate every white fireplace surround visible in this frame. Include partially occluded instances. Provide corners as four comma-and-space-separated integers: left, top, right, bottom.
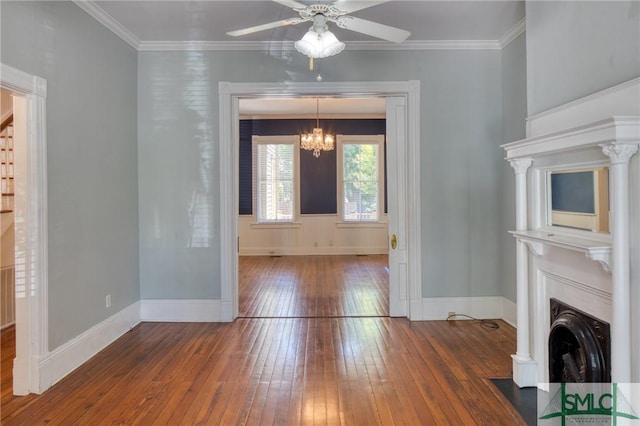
502, 77, 640, 388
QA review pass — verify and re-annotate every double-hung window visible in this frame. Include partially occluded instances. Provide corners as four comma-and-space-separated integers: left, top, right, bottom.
252, 135, 299, 223
337, 135, 385, 222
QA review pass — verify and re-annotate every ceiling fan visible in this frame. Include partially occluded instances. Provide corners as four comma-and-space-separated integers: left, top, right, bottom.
227, 0, 410, 60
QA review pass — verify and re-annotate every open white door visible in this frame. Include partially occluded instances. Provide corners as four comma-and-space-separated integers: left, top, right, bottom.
386, 96, 408, 317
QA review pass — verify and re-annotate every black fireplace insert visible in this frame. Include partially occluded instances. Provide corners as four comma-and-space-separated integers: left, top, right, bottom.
548, 298, 611, 383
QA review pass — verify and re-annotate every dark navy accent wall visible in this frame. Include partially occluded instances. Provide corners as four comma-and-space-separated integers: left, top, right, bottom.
239, 119, 386, 215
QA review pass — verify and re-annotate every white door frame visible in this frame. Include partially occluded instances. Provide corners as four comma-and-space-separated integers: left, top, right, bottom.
1, 63, 49, 394
218, 81, 422, 321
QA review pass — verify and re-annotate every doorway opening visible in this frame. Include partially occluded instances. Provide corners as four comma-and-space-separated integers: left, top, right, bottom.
236, 99, 390, 318
1, 87, 17, 400
218, 81, 422, 322
1, 63, 48, 396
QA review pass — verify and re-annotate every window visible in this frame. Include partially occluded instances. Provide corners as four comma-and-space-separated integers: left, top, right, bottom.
338, 135, 385, 222
253, 135, 299, 223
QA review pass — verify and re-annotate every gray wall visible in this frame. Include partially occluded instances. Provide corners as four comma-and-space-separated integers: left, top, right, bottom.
1, 2, 139, 350
500, 33, 527, 302
137, 49, 504, 300
526, 1, 640, 115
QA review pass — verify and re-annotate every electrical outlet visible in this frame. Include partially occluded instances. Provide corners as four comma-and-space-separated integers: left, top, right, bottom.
448, 311, 455, 318
106, 294, 111, 308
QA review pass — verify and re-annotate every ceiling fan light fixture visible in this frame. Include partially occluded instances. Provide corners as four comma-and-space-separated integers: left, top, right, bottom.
318, 30, 345, 57
294, 28, 345, 59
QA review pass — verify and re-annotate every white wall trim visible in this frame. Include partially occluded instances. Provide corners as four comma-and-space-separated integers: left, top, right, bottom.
137, 39, 501, 52
1, 63, 48, 395
72, 0, 140, 49
525, 77, 640, 138
38, 302, 140, 391
0, 64, 47, 98
421, 296, 510, 321
140, 300, 221, 322
503, 117, 640, 159
498, 17, 525, 49
502, 297, 517, 328
406, 79, 422, 321
75, 0, 519, 53
220, 81, 421, 323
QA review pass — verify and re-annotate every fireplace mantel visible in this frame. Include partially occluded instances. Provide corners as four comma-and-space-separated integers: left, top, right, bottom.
510, 230, 612, 273
502, 78, 639, 388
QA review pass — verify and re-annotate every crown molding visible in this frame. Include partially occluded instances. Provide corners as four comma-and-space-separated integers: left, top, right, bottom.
499, 17, 526, 48
73, 0, 140, 49
138, 41, 295, 52
74, 0, 521, 53
138, 39, 501, 52
346, 40, 501, 50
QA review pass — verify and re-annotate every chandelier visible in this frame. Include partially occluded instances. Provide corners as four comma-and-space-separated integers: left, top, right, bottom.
300, 98, 334, 158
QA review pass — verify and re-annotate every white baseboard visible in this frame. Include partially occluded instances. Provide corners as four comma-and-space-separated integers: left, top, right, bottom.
502, 297, 517, 328
421, 296, 507, 321
220, 301, 233, 323
30, 295, 517, 393
239, 247, 388, 256
38, 302, 140, 391
409, 299, 423, 321
140, 299, 221, 322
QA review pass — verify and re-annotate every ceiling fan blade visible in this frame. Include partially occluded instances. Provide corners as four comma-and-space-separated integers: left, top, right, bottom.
271, 0, 309, 10
332, 0, 390, 14
227, 18, 305, 37
336, 16, 410, 43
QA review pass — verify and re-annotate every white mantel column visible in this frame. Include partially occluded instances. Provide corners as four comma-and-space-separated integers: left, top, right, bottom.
509, 158, 537, 387
601, 143, 638, 384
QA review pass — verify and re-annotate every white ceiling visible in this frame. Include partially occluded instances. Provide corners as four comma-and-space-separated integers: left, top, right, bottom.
80, 0, 525, 116
89, 0, 525, 46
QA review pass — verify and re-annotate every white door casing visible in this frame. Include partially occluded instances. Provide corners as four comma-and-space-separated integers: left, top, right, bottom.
218, 81, 421, 321
1, 63, 49, 394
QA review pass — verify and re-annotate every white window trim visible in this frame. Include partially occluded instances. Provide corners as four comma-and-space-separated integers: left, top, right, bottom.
252, 135, 300, 225
337, 134, 386, 224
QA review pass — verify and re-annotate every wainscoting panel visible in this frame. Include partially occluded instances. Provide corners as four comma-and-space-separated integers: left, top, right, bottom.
238, 215, 389, 256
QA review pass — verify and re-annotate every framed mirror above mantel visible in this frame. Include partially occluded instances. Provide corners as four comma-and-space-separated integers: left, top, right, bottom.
548, 167, 609, 233
502, 116, 638, 250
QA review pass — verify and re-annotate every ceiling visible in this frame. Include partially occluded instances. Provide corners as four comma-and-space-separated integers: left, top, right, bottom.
89, 1, 525, 47
81, 1, 525, 116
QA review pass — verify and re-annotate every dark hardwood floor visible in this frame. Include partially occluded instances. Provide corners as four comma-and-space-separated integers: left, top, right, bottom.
1, 256, 525, 425
239, 255, 389, 318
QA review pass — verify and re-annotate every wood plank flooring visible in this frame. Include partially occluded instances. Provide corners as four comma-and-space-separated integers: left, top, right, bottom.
1, 319, 524, 425
1, 256, 525, 424
239, 255, 389, 318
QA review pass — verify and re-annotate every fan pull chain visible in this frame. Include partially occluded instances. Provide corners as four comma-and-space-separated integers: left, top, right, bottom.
309, 56, 314, 71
